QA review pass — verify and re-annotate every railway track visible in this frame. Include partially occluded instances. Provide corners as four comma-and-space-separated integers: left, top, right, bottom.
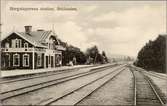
0, 64, 102, 84
0, 68, 78, 84
151, 71, 167, 77
143, 71, 167, 81
149, 71, 167, 80
130, 67, 166, 105
132, 65, 167, 81
131, 65, 167, 80
1, 64, 122, 102
1, 64, 114, 93
38, 66, 126, 105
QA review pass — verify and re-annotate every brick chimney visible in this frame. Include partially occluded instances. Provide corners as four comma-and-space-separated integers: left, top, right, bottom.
24, 26, 32, 34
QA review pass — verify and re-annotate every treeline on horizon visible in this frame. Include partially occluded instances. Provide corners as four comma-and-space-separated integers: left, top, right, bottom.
134, 35, 166, 73
58, 39, 109, 66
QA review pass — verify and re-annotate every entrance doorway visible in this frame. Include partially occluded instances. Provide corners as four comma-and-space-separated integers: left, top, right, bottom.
5, 54, 10, 68
46, 56, 48, 68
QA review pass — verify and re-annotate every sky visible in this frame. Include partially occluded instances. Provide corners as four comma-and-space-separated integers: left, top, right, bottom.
1, 0, 166, 58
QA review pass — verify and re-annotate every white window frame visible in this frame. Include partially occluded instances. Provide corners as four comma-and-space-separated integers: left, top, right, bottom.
13, 54, 20, 66
24, 43, 28, 48
23, 54, 29, 67
37, 54, 42, 66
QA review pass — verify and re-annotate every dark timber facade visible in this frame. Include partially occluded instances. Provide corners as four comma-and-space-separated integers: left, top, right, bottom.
1, 26, 66, 70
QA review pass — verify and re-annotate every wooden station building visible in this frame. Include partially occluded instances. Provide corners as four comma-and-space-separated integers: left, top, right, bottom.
1, 26, 66, 70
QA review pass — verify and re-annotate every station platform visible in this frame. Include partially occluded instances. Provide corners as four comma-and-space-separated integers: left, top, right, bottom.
1, 65, 93, 77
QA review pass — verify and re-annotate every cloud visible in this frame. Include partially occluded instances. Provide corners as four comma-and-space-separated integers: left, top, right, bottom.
82, 6, 97, 12
92, 5, 166, 57
54, 21, 86, 46
1, 1, 166, 57
55, 21, 96, 51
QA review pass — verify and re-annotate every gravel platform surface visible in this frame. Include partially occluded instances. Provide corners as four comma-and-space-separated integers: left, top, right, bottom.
77, 68, 133, 105
2, 65, 122, 105
145, 72, 167, 101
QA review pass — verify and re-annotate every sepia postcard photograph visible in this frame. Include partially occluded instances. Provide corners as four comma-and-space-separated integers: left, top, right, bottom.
0, 0, 167, 105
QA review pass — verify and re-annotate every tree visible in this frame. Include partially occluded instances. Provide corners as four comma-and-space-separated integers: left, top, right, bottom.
102, 51, 109, 63
63, 45, 86, 65
85, 46, 109, 64
135, 35, 166, 73
59, 39, 109, 65
86, 45, 100, 64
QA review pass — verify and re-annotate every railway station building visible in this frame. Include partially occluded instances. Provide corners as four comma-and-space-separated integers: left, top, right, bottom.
1, 26, 66, 70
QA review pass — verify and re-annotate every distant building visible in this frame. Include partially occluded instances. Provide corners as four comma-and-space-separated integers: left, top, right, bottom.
1, 26, 66, 70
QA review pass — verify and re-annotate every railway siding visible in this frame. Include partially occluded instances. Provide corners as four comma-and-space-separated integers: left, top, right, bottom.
132, 66, 167, 105
130, 67, 166, 105
1, 65, 115, 101
2, 64, 124, 105
143, 72, 167, 103
45, 68, 126, 105
2, 64, 166, 105
77, 68, 134, 105
1, 64, 114, 93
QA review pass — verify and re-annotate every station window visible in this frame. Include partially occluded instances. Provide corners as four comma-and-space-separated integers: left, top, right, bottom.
23, 54, 29, 67
13, 54, 20, 66
12, 39, 22, 48
24, 43, 28, 48
37, 54, 42, 66
15, 39, 21, 48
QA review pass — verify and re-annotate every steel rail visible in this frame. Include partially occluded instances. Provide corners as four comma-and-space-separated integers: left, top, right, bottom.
147, 72, 167, 80
74, 68, 126, 106
132, 65, 167, 80
130, 67, 137, 106
141, 71, 165, 105
1, 64, 121, 101
132, 66, 165, 105
1, 65, 113, 94
0, 69, 78, 84
151, 71, 167, 77
39, 67, 126, 105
